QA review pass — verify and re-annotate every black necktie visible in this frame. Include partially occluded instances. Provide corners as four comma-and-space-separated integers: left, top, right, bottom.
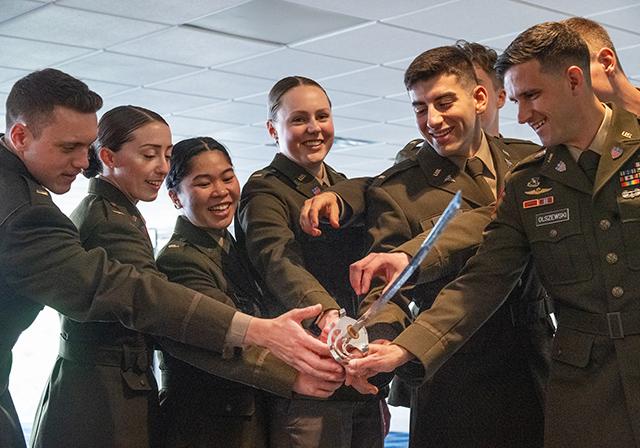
466, 157, 494, 203
578, 150, 600, 184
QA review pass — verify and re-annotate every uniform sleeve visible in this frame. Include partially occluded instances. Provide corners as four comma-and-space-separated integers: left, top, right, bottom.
238, 187, 339, 312
359, 184, 417, 340
328, 176, 372, 224
0, 203, 237, 353
393, 181, 531, 382
156, 243, 297, 398
393, 206, 494, 284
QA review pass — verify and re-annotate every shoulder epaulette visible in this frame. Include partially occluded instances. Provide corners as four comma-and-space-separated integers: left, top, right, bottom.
248, 166, 278, 180
511, 149, 547, 173
371, 156, 417, 187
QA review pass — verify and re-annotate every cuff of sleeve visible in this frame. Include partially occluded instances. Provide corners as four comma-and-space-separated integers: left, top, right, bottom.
225, 312, 252, 348
252, 349, 298, 398
393, 322, 442, 383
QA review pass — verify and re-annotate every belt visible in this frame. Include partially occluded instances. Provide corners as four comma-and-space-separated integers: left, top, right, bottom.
557, 307, 640, 339
509, 294, 555, 327
59, 336, 152, 371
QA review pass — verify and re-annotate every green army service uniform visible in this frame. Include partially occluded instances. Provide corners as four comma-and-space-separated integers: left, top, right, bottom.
359, 135, 551, 447
31, 177, 163, 447
394, 105, 640, 447
156, 216, 287, 448
236, 153, 384, 448
0, 139, 241, 448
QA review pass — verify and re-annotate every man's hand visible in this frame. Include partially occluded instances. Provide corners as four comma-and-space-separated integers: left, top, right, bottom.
299, 192, 341, 237
246, 304, 344, 381
349, 252, 411, 295
345, 342, 413, 379
293, 368, 344, 398
316, 308, 340, 343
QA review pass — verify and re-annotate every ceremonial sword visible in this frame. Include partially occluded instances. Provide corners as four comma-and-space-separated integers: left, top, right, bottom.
327, 190, 462, 362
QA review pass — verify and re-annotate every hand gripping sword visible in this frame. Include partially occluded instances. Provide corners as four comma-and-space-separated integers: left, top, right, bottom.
327, 191, 462, 362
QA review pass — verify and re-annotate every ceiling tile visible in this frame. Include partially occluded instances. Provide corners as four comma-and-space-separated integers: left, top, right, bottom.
284, 0, 451, 20
56, 0, 247, 25
0, 4, 166, 48
0, 36, 94, 71
111, 26, 278, 68
517, 0, 640, 17
149, 69, 273, 99
386, 0, 569, 45
238, 89, 375, 109
331, 142, 404, 160
321, 66, 406, 97
338, 123, 419, 145
294, 23, 453, 65
589, 6, 640, 45
0, 0, 43, 22
165, 116, 238, 137
57, 52, 199, 85
100, 88, 220, 115
177, 101, 267, 125
334, 98, 414, 122
190, 0, 366, 44
83, 80, 137, 98
214, 124, 273, 145
617, 45, 640, 78
0, 67, 30, 87
218, 48, 372, 81
332, 115, 377, 131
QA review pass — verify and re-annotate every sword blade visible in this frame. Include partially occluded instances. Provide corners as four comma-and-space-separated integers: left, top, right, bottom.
352, 190, 462, 331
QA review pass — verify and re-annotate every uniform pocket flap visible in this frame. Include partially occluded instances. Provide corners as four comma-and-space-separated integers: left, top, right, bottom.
552, 327, 594, 368
208, 389, 256, 416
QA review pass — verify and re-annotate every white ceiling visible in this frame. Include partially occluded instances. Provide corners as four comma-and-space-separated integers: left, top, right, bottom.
1, 0, 639, 239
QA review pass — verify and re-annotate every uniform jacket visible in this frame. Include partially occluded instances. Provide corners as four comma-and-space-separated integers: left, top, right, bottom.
236, 153, 379, 402
394, 106, 640, 447
156, 216, 288, 448
0, 141, 235, 448
236, 153, 365, 319
31, 177, 162, 447
360, 135, 549, 447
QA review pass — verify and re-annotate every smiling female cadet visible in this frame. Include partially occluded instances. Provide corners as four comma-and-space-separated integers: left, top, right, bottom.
156, 137, 339, 447
235, 76, 384, 448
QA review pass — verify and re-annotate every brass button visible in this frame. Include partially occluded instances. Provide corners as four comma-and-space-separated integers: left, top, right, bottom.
599, 219, 611, 231
612, 286, 624, 298
549, 229, 558, 238
606, 253, 619, 264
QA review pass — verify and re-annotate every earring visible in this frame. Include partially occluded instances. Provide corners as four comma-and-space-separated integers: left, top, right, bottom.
173, 203, 181, 209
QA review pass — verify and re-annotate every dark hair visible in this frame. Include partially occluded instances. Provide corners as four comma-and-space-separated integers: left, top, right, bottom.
455, 40, 503, 89
166, 137, 232, 191
495, 21, 591, 84
404, 46, 478, 91
84, 105, 168, 178
563, 17, 624, 74
267, 76, 331, 121
5, 68, 102, 136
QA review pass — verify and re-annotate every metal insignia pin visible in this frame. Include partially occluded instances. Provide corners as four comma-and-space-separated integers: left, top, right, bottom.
611, 146, 624, 159
555, 161, 567, 172
433, 168, 441, 177
444, 174, 455, 183
527, 177, 541, 188
297, 174, 306, 181
622, 131, 632, 138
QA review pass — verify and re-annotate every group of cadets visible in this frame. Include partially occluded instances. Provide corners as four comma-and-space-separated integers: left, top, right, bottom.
0, 15, 639, 448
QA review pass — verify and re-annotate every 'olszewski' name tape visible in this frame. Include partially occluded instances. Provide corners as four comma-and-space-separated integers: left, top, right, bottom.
535, 208, 569, 226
